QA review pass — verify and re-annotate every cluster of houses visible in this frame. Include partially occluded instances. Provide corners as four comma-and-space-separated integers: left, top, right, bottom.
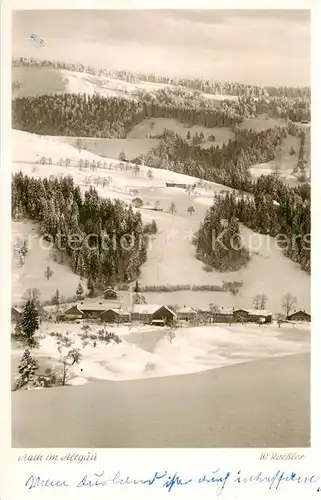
165, 182, 197, 189
11, 285, 311, 326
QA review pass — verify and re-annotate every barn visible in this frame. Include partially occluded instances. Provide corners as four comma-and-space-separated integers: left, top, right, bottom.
65, 302, 119, 320
100, 309, 130, 324
103, 286, 118, 300
212, 307, 234, 323
64, 304, 84, 319
233, 309, 272, 324
130, 304, 161, 323
152, 306, 176, 325
287, 310, 311, 322
11, 306, 22, 323
176, 306, 197, 321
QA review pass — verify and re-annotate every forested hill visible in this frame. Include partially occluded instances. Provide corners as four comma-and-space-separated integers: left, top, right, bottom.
12, 173, 149, 290
139, 128, 287, 191
13, 57, 311, 98
196, 175, 310, 273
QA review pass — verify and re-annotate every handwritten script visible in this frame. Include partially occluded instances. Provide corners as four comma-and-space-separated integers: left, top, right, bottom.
24, 469, 321, 495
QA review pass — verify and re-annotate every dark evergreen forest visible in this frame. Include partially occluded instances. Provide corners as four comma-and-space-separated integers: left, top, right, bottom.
196, 176, 310, 273
12, 173, 148, 289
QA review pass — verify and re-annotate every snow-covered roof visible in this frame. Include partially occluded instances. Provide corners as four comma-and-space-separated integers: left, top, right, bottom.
288, 309, 310, 316
213, 307, 234, 314
177, 307, 196, 314
129, 304, 162, 314
11, 306, 22, 313
78, 302, 116, 311
102, 308, 129, 315
234, 309, 271, 317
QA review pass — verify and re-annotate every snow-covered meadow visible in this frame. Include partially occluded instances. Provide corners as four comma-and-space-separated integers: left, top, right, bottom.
12, 129, 310, 312
11, 321, 310, 389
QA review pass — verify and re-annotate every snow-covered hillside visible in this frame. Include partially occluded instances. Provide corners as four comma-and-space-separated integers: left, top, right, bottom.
13, 65, 239, 102
12, 130, 310, 312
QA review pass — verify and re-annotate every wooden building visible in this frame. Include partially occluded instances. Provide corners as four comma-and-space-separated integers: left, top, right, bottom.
130, 304, 161, 324
176, 306, 197, 321
101, 308, 130, 324
11, 306, 22, 323
152, 305, 176, 325
287, 310, 311, 322
212, 307, 234, 323
103, 286, 118, 300
65, 302, 118, 320
64, 304, 84, 319
233, 309, 272, 324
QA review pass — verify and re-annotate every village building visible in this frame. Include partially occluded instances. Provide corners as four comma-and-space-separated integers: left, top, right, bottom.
103, 286, 118, 300
130, 304, 176, 325
64, 301, 119, 320
130, 304, 162, 324
212, 307, 234, 323
64, 304, 84, 320
287, 310, 311, 322
176, 306, 197, 321
101, 308, 130, 324
132, 292, 147, 305
197, 307, 213, 323
233, 309, 272, 324
166, 182, 196, 189
152, 305, 176, 325
11, 306, 22, 322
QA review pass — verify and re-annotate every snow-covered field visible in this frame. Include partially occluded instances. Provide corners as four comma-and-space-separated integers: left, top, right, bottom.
45, 136, 159, 162
127, 117, 235, 147
11, 322, 310, 388
239, 114, 288, 131
13, 66, 238, 104
12, 129, 310, 312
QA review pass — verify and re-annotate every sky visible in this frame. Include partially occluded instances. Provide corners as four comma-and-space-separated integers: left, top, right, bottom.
12, 10, 310, 86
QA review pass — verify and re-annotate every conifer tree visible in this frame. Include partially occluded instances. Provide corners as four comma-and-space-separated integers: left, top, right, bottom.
52, 289, 60, 306
16, 348, 39, 389
20, 299, 40, 348
87, 277, 95, 297
76, 281, 84, 301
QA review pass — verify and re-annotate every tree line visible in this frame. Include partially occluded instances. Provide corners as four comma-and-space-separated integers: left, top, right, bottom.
195, 212, 251, 272
12, 92, 244, 138
12, 173, 149, 290
140, 127, 287, 192
197, 176, 310, 272
13, 57, 310, 98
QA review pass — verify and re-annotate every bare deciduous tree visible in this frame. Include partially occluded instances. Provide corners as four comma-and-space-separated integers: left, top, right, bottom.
281, 293, 297, 317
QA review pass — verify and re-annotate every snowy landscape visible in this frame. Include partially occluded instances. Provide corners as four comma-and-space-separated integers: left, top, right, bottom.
11, 9, 311, 448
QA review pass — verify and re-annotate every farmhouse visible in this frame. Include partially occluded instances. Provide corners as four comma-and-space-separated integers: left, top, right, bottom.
65, 302, 119, 320
212, 307, 234, 323
101, 308, 130, 324
166, 182, 196, 189
197, 308, 213, 322
177, 306, 197, 321
103, 286, 118, 300
287, 310, 311, 322
11, 306, 22, 322
132, 292, 147, 305
152, 305, 176, 325
130, 304, 162, 323
130, 304, 176, 325
233, 309, 272, 324
64, 304, 84, 319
